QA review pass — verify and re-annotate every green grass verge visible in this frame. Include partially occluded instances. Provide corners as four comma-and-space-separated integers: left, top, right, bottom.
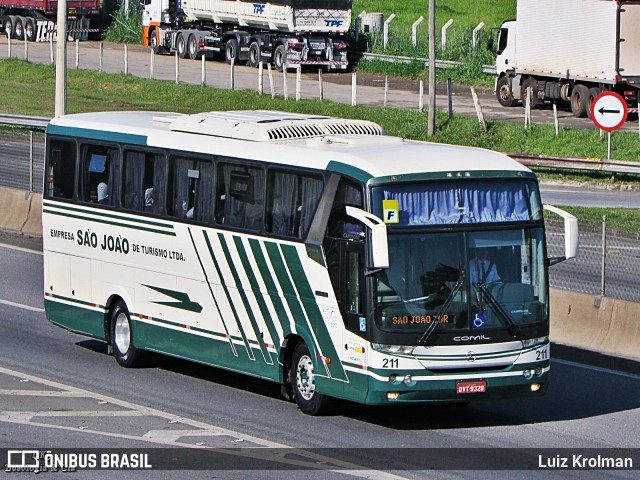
561, 207, 640, 236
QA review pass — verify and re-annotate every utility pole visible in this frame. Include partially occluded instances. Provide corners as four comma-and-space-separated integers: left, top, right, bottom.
427, 0, 436, 136
55, 0, 67, 117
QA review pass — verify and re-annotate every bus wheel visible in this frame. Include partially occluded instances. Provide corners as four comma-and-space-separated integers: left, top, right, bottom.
110, 300, 144, 368
290, 342, 331, 415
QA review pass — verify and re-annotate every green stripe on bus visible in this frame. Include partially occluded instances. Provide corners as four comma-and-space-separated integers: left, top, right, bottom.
280, 244, 348, 382
43, 201, 174, 230
46, 125, 148, 146
232, 236, 282, 358
203, 231, 255, 360
43, 208, 176, 236
326, 161, 373, 183
218, 233, 272, 365
248, 238, 293, 339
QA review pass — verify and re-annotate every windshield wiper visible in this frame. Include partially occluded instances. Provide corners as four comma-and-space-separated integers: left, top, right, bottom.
476, 283, 523, 341
418, 280, 463, 344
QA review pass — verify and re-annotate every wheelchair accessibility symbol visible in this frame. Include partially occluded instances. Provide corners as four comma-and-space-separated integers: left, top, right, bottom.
473, 313, 486, 328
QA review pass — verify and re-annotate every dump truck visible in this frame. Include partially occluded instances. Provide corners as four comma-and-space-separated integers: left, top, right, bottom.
142, 0, 351, 71
1, 0, 100, 42
492, 0, 640, 118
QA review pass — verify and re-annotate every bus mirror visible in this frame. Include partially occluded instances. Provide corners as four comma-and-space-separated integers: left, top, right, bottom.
543, 205, 579, 265
345, 206, 389, 269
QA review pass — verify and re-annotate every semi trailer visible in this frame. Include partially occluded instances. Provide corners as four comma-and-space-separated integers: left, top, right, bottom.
142, 0, 351, 71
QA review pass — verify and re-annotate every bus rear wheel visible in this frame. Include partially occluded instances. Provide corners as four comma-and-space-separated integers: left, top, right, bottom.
289, 342, 332, 415
110, 300, 145, 368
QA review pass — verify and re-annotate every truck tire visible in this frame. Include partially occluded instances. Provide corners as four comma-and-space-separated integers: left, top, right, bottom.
249, 41, 261, 68
176, 33, 188, 59
274, 44, 286, 72
586, 87, 602, 119
570, 84, 589, 118
225, 38, 246, 65
24, 17, 36, 42
521, 78, 540, 108
496, 76, 518, 107
149, 29, 161, 55
3, 16, 14, 38
13, 16, 25, 41
187, 35, 200, 60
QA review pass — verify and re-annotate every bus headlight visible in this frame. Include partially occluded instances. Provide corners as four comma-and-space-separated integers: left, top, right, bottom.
372, 344, 413, 354
522, 336, 548, 348
523, 370, 532, 379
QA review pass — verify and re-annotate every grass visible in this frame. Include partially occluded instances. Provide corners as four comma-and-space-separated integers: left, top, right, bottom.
561, 207, 640, 236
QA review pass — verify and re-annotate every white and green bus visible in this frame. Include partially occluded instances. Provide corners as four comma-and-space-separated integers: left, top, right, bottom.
43, 110, 578, 415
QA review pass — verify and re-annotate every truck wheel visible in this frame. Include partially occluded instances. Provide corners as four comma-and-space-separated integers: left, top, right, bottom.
248, 41, 261, 68
176, 33, 188, 59
110, 300, 145, 368
3, 16, 14, 38
187, 35, 200, 60
570, 84, 589, 118
521, 78, 540, 108
150, 29, 161, 55
496, 76, 518, 107
13, 16, 24, 41
225, 38, 246, 65
586, 87, 602, 119
274, 44, 286, 72
24, 17, 36, 42
289, 342, 332, 415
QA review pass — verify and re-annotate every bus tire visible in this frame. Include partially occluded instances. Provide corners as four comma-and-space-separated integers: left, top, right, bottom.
110, 300, 144, 368
290, 342, 332, 415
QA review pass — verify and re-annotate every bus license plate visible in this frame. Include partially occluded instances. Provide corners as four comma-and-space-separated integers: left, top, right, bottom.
456, 381, 486, 394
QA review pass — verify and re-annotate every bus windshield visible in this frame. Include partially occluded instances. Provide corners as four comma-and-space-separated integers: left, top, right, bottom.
371, 180, 547, 338
374, 228, 547, 335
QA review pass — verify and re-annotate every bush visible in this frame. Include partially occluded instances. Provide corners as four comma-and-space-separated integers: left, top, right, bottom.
104, 3, 143, 44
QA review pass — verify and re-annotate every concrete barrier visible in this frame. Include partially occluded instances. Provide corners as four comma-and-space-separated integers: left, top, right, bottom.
0, 186, 42, 237
551, 289, 640, 362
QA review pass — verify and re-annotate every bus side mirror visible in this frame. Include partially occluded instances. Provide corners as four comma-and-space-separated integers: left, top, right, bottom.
543, 205, 579, 266
345, 206, 389, 269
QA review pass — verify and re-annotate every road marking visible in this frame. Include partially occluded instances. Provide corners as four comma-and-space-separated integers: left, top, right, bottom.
0, 242, 42, 255
0, 365, 407, 479
552, 358, 640, 380
0, 298, 45, 312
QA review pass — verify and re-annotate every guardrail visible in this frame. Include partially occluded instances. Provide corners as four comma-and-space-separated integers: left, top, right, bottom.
1, 114, 639, 176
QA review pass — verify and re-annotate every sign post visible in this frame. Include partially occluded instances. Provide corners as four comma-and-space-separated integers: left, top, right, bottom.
590, 92, 628, 161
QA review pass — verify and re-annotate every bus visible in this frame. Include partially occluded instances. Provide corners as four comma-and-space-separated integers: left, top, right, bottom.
43, 110, 578, 415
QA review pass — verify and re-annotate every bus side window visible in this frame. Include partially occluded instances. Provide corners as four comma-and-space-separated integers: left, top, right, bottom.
122, 150, 165, 215
46, 139, 76, 199
266, 170, 323, 238
215, 162, 264, 231
167, 155, 214, 223
80, 144, 119, 206
327, 179, 364, 240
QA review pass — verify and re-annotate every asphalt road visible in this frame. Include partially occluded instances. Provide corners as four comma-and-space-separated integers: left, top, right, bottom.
0, 238, 639, 478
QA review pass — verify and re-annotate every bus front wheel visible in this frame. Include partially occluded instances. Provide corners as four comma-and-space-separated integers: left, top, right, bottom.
289, 342, 332, 415
110, 300, 144, 368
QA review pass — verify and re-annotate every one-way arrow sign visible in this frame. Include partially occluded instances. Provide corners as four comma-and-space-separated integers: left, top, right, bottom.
591, 92, 628, 131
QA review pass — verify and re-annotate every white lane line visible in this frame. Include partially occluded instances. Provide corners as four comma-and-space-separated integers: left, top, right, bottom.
0, 242, 42, 255
552, 358, 640, 380
0, 298, 45, 312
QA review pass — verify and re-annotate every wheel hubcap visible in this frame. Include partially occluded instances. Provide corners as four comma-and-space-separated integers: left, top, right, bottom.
296, 354, 315, 401
114, 313, 130, 354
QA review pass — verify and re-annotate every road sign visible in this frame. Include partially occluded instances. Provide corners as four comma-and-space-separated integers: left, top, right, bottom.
590, 92, 628, 131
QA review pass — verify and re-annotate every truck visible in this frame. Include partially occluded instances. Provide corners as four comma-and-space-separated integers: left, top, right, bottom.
142, 0, 351, 71
1, 0, 100, 42
492, 0, 640, 118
